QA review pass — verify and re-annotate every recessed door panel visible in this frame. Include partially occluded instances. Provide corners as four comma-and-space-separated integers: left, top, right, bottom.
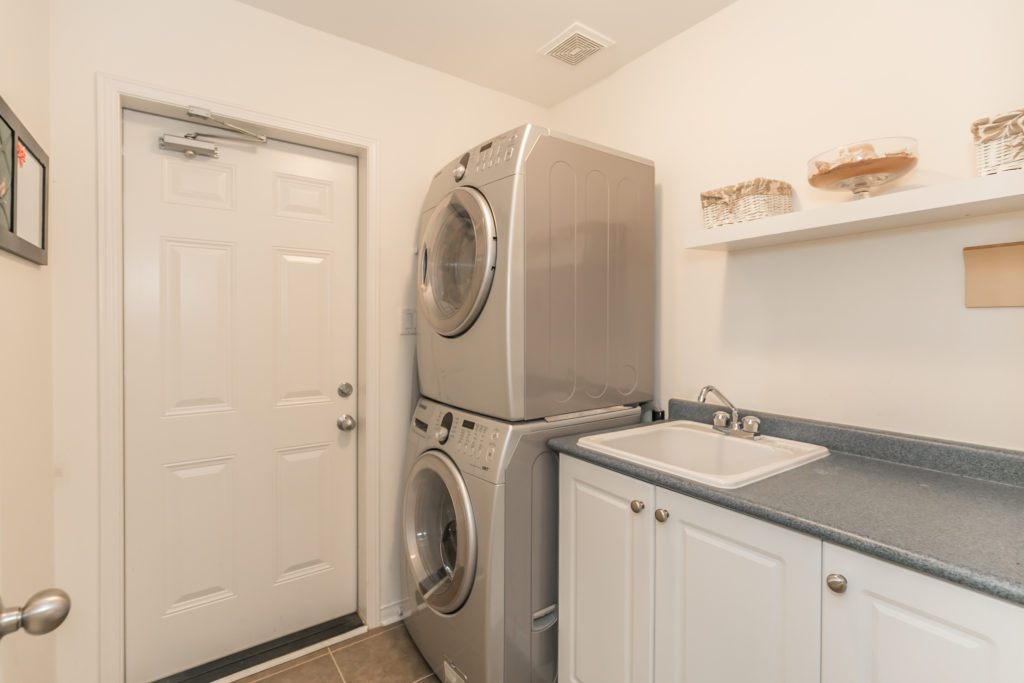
274, 444, 334, 583
162, 456, 236, 614
161, 239, 234, 416
274, 249, 331, 407
274, 172, 333, 222
162, 158, 235, 210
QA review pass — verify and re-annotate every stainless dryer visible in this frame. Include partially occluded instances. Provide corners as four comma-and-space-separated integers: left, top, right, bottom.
415, 124, 655, 421
401, 396, 640, 682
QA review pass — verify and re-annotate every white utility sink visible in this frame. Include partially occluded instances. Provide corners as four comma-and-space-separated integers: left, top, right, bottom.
577, 420, 829, 489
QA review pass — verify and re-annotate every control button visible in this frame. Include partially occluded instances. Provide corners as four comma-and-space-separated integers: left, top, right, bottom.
434, 426, 449, 442
452, 164, 466, 182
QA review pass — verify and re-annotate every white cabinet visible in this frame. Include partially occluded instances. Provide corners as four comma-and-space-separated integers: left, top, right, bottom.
559, 456, 820, 683
559, 455, 655, 683
654, 487, 820, 683
560, 456, 1024, 683
821, 543, 1024, 683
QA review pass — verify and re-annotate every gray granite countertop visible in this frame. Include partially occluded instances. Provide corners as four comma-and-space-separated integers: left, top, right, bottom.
549, 400, 1024, 606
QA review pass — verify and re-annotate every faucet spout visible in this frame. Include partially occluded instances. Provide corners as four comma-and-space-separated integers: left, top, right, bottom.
696, 385, 739, 427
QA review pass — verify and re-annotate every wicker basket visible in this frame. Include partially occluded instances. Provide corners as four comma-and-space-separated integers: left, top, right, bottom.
971, 109, 1024, 176
700, 178, 792, 229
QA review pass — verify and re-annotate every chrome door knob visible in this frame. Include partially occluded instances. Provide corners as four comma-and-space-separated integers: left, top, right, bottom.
654, 509, 670, 523
630, 500, 645, 514
0, 589, 71, 641
336, 414, 356, 432
826, 573, 848, 594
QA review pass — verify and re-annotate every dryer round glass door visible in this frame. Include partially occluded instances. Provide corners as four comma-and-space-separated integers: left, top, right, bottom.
402, 450, 477, 614
418, 186, 497, 337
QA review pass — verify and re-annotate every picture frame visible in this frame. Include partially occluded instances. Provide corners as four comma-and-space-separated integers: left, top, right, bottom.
0, 93, 48, 265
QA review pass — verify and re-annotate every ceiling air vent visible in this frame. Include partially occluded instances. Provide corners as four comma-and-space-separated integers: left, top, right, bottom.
539, 22, 614, 66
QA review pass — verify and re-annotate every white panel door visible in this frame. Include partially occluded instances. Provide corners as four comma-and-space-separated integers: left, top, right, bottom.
559, 456, 655, 683
822, 543, 1024, 683
122, 109, 358, 682
653, 488, 821, 683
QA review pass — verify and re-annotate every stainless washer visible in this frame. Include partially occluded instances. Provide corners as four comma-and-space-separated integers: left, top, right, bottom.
402, 397, 640, 682
415, 124, 655, 421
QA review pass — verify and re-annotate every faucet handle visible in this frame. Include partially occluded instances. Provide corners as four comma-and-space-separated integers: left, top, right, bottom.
712, 411, 732, 430
740, 415, 761, 436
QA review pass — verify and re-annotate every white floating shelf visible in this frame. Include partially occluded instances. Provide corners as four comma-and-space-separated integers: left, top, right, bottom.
683, 170, 1024, 251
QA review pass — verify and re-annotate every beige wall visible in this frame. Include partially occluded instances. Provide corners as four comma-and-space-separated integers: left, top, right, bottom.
47, 0, 544, 679
549, 0, 1024, 450
42, 0, 1024, 679
0, 0, 54, 681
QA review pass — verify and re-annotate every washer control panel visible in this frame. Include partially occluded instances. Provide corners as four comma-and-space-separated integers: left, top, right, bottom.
448, 416, 503, 468
412, 400, 511, 481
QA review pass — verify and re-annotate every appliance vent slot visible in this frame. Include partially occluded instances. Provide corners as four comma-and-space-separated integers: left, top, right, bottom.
540, 23, 614, 66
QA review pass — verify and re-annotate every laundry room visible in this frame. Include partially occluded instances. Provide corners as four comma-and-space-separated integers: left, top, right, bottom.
0, 0, 1022, 681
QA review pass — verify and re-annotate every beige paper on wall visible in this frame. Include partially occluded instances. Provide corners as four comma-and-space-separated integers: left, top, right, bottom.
963, 241, 1024, 308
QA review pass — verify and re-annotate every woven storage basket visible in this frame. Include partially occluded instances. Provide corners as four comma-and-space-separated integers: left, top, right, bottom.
971, 108, 1024, 176
700, 178, 792, 229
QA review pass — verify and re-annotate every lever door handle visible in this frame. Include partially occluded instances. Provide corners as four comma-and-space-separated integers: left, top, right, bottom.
0, 588, 71, 641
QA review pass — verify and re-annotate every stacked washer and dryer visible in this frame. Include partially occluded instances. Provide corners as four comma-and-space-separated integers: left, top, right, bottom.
402, 124, 654, 683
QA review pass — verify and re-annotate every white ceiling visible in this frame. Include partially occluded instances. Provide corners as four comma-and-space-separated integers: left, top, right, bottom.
235, 0, 736, 107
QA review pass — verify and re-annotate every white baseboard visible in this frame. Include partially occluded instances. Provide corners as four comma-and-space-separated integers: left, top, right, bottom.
379, 598, 411, 626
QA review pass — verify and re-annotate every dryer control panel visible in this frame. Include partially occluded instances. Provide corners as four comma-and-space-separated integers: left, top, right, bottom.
473, 130, 521, 174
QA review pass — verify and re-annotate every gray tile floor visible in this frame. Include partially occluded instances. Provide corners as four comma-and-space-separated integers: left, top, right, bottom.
234, 623, 438, 683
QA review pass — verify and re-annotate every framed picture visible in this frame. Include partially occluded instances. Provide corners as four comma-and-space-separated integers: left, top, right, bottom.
0, 94, 48, 265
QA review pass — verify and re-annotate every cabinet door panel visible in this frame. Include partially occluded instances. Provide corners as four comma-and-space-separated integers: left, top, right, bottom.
822, 543, 1024, 683
655, 489, 821, 683
559, 457, 655, 683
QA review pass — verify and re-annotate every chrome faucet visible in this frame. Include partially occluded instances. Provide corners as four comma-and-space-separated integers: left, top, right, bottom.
696, 385, 761, 439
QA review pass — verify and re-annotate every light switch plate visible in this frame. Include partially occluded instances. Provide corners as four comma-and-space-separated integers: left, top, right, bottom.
964, 241, 1024, 308
401, 308, 417, 335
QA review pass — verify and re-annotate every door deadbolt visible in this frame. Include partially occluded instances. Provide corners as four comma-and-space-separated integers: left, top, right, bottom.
337, 382, 353, 398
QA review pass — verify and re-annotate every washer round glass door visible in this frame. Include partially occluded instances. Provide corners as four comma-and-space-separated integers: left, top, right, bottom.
418, 186, 497, 337
402, 450, 477, 614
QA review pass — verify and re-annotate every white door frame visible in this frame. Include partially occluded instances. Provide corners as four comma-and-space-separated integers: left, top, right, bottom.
96, 73, 382, 682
